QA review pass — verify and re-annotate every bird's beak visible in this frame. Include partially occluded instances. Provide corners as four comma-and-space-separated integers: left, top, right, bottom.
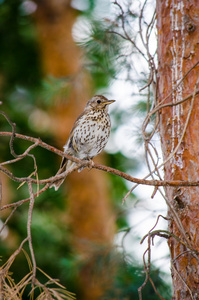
106, 100, 116, 105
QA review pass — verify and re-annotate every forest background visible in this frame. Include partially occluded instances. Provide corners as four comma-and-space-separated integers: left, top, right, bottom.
0, 0, 172, 299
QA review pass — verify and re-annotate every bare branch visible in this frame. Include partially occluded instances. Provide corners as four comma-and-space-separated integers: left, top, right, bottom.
0, 175, 2, 207
1, 132, 199, 190
27, 182, 37, 284
0, 206, 18, 234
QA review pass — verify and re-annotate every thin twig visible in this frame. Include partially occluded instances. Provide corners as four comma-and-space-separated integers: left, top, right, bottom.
124, 78, 199, 204
2, 155, 199, 189
171, 261, 194, 300
0, 111, 18, 158
0, 175, 2, 207
113, 0, 147, 59
2, 237, 29, 274
0, 206, 18, 234
27, 182, 37, 284
158, 60, 199, 106
138, 214, 169, 300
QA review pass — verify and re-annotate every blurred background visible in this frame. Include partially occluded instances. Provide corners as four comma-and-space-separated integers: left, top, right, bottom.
0, 0, 172, 299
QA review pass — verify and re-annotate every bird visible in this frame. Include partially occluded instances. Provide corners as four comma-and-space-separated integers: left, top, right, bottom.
50, 95, 116, 190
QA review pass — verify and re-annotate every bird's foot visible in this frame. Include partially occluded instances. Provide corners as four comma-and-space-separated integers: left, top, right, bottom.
86, 157, 94, 171
77, 157, 94, 172
78, 166, 85, 173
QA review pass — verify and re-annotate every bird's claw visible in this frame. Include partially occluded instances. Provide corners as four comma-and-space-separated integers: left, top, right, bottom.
78, 158, 94, 172
87, 159, 94, 170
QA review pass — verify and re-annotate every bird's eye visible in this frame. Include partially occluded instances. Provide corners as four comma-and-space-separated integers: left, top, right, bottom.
97, 100, 101, 104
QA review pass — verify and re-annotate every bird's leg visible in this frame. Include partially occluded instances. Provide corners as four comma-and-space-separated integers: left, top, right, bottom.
77, 157, 94, 173
77, 165, 84, 173
77, 157, 88, 173
86, 157, 95, 171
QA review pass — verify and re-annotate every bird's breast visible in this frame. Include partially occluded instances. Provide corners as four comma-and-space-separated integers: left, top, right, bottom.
71, 110, 111, 159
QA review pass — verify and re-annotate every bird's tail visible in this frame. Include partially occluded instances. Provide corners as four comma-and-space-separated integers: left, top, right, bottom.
50, 158, 75, 191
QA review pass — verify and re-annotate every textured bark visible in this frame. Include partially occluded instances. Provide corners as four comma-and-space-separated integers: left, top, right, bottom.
33, 1, 115, 299
157, 1, 199, 299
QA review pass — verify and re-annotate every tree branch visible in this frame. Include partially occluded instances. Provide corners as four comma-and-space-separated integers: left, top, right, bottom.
1, 132, 199, 189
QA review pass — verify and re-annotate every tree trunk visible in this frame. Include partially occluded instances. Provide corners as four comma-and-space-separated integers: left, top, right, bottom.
33, 1, 115, 299
157, 0, 199, 299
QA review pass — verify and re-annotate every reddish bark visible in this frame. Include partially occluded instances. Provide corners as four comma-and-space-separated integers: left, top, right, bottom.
157, 0, 199, 298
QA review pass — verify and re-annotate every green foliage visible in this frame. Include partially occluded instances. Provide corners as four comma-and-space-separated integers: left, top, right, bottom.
0, 0, 171, 299
109, 152, 139, 174
39, 76, 71, 108
105, 257, 172, 300
77, 19, 122, 89
0, 0, 42, 92
107, 152, 138, 230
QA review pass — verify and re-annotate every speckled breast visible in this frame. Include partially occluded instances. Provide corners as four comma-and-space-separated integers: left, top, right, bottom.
72, 110, 111, 159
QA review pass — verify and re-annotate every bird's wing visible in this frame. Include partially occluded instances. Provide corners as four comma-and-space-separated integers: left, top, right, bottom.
63, 109, 89, 150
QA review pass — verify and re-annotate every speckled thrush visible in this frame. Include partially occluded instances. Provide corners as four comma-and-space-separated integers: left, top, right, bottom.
50, 95, 115, 190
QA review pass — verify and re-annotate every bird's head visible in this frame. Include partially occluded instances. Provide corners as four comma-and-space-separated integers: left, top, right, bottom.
86, 95, 116, 111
